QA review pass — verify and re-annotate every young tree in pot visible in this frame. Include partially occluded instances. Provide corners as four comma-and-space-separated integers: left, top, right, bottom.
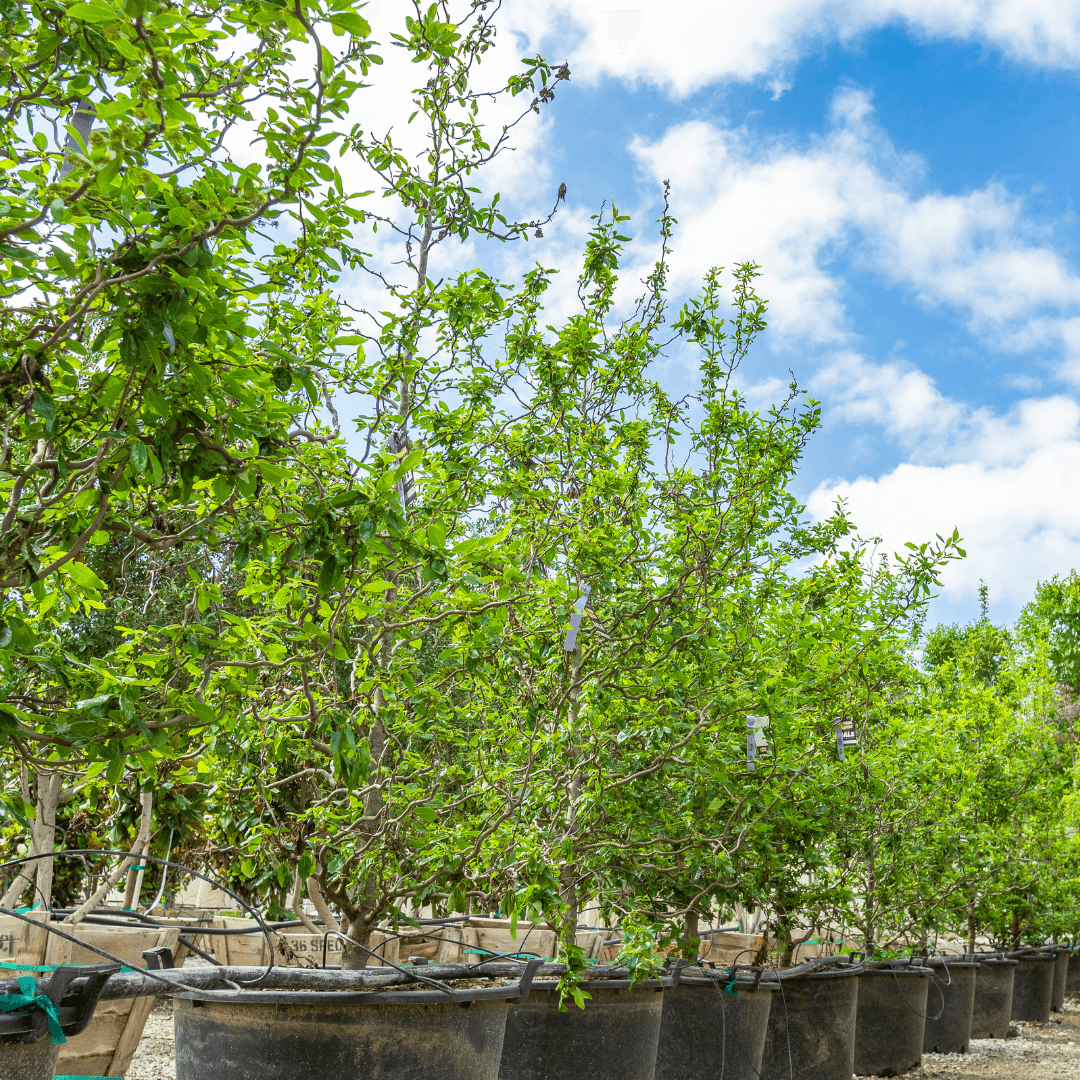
921, 610, 1059, 954
169, 2, 578, 967
468, 253, 961, 988
0, 0, 385, 914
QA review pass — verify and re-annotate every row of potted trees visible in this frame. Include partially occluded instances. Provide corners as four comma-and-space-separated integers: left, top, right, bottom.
1, 0, 1080, 1075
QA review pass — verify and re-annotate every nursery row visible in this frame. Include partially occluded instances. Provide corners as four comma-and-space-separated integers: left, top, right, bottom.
2, 1, 1080, 1076
0, 924, 1075, 1080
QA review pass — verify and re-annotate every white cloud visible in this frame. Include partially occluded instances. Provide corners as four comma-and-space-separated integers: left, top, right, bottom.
806, 347, 1080, 610
627, 88, 1080, 379
506, 0, 1080, 97
808, 439, 1080, 610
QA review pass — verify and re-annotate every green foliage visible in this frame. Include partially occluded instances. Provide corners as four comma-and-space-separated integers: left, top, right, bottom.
0, 0, 1076, 979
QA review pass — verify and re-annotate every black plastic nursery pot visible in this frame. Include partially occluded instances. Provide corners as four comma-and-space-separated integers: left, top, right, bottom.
758, 959, 863, 1080
853, 961, 932, 1077
175, 973, 537, 1080
970, 955, 1017, 1038
1067, 947, 1080, 996
1051, 945, 1070, 1012
0, 963, 118, 1080
496, 977, 666, 1080
653, 968, 776, 1080
1008, 950, 1056, 1023
921, 958, 977, 1055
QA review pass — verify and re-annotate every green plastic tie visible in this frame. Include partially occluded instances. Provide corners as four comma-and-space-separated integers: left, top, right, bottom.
0, 975, 65, 1044
0, 961, 135, 973
724, 968, 738, 997
461, 947, 552, 960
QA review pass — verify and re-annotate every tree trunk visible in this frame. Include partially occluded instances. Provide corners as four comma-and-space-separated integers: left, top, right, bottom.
67, 792, 152, 924
31, 771, 60, 909
681, 910, 699, 960
341, 902, 377, 970
777, 907, 795, 969
559, 652, 584, 950
2, 767, 38, 909
967, 889, 977, 954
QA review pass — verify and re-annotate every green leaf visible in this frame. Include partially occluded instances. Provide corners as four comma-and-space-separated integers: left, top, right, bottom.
327, 11, 370, 36
32, 392, 56, 430
66, 1, 120, 21
129, 440, 149, 475
362, 580, 393, 593
318, 555, 337, 594
298, 850, 315, 880
119, 331, 139, 366
65, 561, 105, 592
74, 694, 112, 710
106, 756, 124, 785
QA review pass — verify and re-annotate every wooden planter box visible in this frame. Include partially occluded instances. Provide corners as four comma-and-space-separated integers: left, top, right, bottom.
700, 931, 765, 965
206, 918, 400, 968
396, 918, 560, 965
0, 913, 179, 1077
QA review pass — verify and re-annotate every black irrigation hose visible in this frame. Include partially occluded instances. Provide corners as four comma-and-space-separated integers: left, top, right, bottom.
178, 935, 223, 967
0, 906, 233, 997
0, 849, 278, 990
880, 961, 944, 1022
51, 906, 163, 926
317, 930, 457, 995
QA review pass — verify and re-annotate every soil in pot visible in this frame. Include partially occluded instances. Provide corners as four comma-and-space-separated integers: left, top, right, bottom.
174, 981, 519, 1080
1009, 952, 1056, 1023
497, 978, 665, 1080
971, 956, 1017, 1038
758, 965, 861, 1080
853, 963, 932, 1077
654, 973, 775, 1080
921, 958, 977, 1055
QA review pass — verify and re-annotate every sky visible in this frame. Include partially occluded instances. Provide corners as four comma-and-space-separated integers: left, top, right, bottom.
472, 0, 1080, 629
332, 0, 1080, 629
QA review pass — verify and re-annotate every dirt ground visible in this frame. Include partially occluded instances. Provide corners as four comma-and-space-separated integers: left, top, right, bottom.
127, 995, 1080, 1079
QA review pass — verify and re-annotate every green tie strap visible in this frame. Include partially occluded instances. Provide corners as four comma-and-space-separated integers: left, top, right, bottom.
0, 974, 66, 1044
0, 961, 135, 973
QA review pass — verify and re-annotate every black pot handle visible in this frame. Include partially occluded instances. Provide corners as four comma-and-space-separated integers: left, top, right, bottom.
515, 958, 544, 1002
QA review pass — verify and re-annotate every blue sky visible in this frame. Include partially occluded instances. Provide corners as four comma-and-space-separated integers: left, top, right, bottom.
473, 1, 1080, 628
339, 2, 1080, 629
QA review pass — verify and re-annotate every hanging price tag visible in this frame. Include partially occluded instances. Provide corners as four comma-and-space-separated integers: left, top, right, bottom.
835, 718, 858, 761
746, 715, 769, 771
563, 585, 592, 652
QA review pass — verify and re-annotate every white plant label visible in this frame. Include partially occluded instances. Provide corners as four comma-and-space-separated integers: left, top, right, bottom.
563, 585, 592, 652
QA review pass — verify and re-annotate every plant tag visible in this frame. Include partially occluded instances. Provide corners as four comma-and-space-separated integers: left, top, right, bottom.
746, 715, 769, 771
563, 585, 592, 651
835, 718, 858, 760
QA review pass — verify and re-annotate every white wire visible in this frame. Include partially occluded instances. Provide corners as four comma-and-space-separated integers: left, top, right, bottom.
142, 827, 174, 914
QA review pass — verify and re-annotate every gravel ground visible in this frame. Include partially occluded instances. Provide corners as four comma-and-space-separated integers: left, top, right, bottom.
857, 997, 1080, 1079
126, 1000, 175, 1080
126, 995, 1080, 1079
